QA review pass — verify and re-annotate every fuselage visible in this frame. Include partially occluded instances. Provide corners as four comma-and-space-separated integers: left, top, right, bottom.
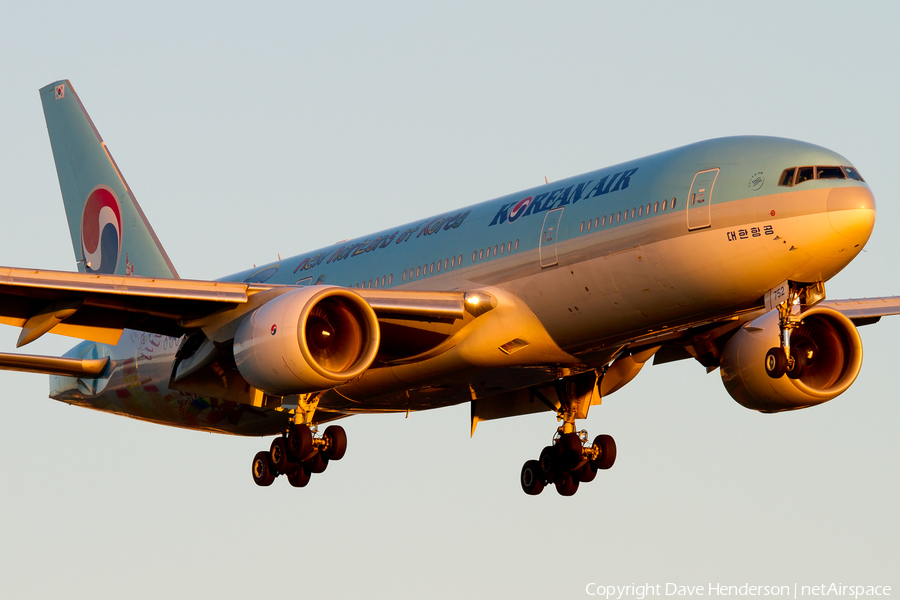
51, 136, 877, 435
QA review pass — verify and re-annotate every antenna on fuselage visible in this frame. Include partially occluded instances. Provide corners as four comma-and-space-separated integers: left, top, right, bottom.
544, 176, 550, 184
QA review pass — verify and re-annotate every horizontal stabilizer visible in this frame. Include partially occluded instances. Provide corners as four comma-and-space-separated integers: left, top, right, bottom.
0, 352, 108, 377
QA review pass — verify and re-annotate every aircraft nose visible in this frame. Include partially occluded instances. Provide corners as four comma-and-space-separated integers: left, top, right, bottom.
827, 186, 876, 242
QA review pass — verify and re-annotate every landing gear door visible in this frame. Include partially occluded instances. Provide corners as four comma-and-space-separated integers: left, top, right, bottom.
539, 207, 564, 268
687, 168, 719, 230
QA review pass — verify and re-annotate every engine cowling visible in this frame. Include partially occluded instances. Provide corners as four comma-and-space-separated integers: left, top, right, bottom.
719, 305, 863, 412
233, 286, 380, 395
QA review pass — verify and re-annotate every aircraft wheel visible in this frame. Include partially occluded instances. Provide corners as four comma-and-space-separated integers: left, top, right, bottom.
520, 460, 545, 495
323, 425, 348, 461
305, 451, 329, 474
251, 451, 275, 487
269, 437, 291, 475
286, 423, 313, 461
592, 434, 617, 470
287, 464, 311, 488
554, 471, 579, 496
539, 445, 557, 483
574, 461, 597, 483
786, 347, 807, 380
557, 432, 583, 470
765, 348, 787, 379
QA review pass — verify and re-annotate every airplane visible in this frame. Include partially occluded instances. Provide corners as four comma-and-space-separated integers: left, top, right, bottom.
0, 79, 895, 496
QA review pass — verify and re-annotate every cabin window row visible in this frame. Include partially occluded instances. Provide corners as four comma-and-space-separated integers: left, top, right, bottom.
472, 239, 519, 263
353, 273, 394, 289
579, 198, 677, 233
401, 254, 465, 282
778, 165, 864, 187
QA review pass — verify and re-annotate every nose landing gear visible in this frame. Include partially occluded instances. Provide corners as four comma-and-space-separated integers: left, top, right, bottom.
764, 281, 824, 380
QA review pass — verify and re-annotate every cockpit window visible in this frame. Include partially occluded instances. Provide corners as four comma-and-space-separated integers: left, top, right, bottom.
816, 166, 845, 180
779, 164, 866, 187
844, 166, 865, 182
795, 166, 814, 184
779, 168, 796, 187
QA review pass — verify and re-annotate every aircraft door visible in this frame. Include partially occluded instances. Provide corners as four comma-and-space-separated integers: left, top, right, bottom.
540, 207, 564, 267
686, 168, 719, 230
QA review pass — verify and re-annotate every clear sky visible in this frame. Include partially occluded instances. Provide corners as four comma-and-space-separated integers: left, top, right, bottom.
0, 1, 897, 598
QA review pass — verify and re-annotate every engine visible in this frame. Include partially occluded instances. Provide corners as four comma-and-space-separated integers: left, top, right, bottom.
719, 305, 863, 412
233, 286, 380, 395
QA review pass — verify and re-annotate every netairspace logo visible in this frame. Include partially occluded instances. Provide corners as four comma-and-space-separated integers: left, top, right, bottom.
585, 584, 892, 599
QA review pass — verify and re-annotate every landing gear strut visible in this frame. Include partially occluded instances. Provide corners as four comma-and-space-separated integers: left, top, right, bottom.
519, 371, 615, 497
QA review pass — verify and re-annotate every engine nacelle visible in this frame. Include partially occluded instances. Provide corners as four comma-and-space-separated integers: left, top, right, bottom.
233, 286, 380, 395
719, 306, 863, 412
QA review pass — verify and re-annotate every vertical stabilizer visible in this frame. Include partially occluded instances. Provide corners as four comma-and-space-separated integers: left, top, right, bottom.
39, 80, 178, 278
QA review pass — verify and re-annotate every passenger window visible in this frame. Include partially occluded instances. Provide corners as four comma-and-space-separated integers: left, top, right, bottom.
602, 216, 607, 227
402, 270, 407, 281
671, 198, 676, 210
499, 244, 504, 255
382, 276, 387, 286
843, 166, 865, 182
514, 240, 519, 251
374, 278, 379, 288
479, 249, 484, 260
444, 258, 449, 270
472, 251, 476, 262
816, 166, 845, 180
581, 222, 585, 233
616, 212, 621, 223
416, 267, 421, 277
638, 206, 643, 217
458, 254, 463, 265
594, 217, 599, 229
646, 203, 651, 214
631, 208, 636, 219
430, 262, 435, 274
795, 167, 814, 184
388, 274, 393, 285
779, 168, 796, 186
507, 242, 512, 253
436, 260, 441, 273
654, 201, 659, 213
623, 210, 628, 221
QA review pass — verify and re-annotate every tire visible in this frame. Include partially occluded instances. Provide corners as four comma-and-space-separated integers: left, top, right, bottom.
786, 347, 807, 380
554, 472, 579, 496
765, 348, 787, 379
287, 464, 311, 488
286, 423, 313, 461
520, 460, 545, 495
323, 425, 348, 461
305, 450, 329, 474
269, 437, 291, 475
574, 461, 597, 483
592, 434, 617, 470
557, 432, 583, 470
539, 445, 557, 483
251, 451, 275, 487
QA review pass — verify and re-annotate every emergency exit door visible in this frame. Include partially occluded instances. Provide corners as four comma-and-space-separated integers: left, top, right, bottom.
687, 168, 719, 230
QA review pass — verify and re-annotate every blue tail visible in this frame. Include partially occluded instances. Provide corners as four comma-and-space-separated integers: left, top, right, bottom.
39, 80, 178, 278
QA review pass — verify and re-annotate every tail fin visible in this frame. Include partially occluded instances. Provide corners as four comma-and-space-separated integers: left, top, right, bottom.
39, 80, 178, 278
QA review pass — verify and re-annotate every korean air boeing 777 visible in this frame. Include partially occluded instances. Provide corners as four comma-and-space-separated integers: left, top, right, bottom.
1, 80, 895, 496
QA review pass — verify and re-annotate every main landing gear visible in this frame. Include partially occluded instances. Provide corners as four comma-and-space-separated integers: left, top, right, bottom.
520, 430, 616, 496
519, 371, 615, 496
251, 423, 347, 488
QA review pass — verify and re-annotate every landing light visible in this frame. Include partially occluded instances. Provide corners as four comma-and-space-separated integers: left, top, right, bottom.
467, 295, 481, 306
